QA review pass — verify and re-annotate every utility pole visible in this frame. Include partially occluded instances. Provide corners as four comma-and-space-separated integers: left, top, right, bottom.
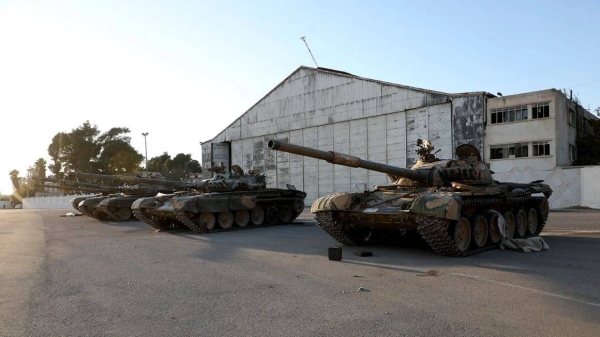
142, 132, 149, 177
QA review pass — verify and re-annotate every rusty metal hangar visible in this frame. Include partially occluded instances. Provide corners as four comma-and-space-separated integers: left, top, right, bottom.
201, 66, 490, 204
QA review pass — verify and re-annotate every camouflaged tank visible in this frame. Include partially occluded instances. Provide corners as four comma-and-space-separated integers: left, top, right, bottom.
268, 139, 553, 257
169, 163, 307, 233
68, 172, 187, 221
130, 165, 228, 230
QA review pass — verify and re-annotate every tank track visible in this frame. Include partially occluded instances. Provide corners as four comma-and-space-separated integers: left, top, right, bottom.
315, 196, 549, 257
416, 196, 549, 257
100, 206, 135, 222
314, 212, 361, 246
74, 202, 93, 216
71, 202, 82, 212
79, 206, 106, 220
173, 197, 302, 234
131, 208, 186, 230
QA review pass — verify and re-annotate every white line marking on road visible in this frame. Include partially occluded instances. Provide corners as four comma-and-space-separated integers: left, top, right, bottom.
452, 272, 600, 308
541, 230, 600, 236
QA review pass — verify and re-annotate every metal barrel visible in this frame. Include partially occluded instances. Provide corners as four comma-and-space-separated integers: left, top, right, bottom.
68, 172, 193, 188
267, 140, 426, 182
34, 177, 120, 190
33, 184, 111, 194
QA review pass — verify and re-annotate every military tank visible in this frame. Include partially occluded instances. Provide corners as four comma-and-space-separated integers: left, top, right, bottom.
168, 162, 307, 233
32, 177, 116, 215
68, 172, 185, 221
130, 165, 227, 230
268, 139, 552, 257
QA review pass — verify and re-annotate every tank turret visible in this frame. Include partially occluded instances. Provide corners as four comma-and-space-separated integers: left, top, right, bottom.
268, 139, 552, 257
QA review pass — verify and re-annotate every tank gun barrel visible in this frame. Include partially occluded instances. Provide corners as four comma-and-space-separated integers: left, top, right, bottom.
33, 184, 111, 194
268, 140, 427, 182
35, 177, 114, 189
68, 172, 192, 188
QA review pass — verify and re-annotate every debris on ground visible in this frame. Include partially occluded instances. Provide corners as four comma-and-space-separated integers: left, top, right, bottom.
353, 274, 363, 278
60, 212, 83, 217
328, 246, 342, 261
501, 237, 549, 252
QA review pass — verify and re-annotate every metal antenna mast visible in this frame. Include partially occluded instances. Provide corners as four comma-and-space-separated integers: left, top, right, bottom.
300, 36, 319, 68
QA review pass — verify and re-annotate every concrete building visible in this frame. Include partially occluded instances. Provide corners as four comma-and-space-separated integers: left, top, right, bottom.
485, 89, 597, 173
201, 66, 489, 204
485, 89, 599, 209
201, 67, 599, 208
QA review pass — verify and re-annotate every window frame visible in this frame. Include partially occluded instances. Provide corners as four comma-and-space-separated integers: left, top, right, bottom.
532, 141, 551, 157
532, 102, 550, 119
489, 142, 530, 160
490, 105, 528, 125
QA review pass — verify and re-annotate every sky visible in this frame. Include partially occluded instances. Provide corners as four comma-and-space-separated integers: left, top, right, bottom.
1, 0, 599, 194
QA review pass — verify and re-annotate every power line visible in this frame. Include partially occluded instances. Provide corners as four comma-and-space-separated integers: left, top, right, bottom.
567, 78, 600, 88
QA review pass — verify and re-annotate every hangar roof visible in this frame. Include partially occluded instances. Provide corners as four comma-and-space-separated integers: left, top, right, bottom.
201, 65, 492, 144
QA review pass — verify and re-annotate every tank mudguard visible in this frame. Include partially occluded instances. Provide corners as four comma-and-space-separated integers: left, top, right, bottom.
311, 193, 353, 213
180, 195, 257, 213
409, 193, 462, 220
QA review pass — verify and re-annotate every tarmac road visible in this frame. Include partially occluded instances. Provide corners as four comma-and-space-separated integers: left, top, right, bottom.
1, 209, 599, 337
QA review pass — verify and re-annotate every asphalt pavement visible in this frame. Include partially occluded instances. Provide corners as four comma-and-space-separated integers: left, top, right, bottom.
0, 208, 599, 336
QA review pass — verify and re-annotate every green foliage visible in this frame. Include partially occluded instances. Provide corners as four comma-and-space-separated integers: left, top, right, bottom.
34, 158, 47, 179
46, 121, 144, 175
96, 127, 143, 174
146, 152, 202, 180
9, 170, 19, 190
147, 152, 172, 172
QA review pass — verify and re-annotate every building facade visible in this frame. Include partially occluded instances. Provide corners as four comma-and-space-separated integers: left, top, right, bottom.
201, 66, 488, 204
485, 89, 597, 173
201, 67, 597, 207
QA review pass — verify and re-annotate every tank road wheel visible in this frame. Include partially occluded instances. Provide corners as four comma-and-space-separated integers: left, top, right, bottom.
116, 208, 133, 221
472, 215, 489, 248
251, 208, 265, 225
265, 207, 279, 224
488, 213, 502, 244
515, 209, 528, 237
527, 207, 539, 235
234, 210, 250, 227
452, 217, 472, 252
279, 206, 293, 224
503, 211, 516, 239
218, 211, 234, 229
198, 212, 216, 230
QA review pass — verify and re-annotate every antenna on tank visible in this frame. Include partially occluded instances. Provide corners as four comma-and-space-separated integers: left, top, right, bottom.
300, 36, 319, 68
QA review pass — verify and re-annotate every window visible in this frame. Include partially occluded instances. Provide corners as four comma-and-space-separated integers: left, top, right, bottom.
568, 109, 575, 126
490, 106, 527, 124
570, 145, 577, 162
532, 103, 550, 119
490, 143, 529, 159
532, 141, 550, 156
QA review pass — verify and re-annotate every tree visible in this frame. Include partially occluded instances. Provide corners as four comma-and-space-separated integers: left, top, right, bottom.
46, 122, 143, 175
96, 127, 143, 174
48, 132, 66, 177
34, 158, 47, 179
146, 152, 201, 180
147, 152, 172, 173
9, 170, 19, 190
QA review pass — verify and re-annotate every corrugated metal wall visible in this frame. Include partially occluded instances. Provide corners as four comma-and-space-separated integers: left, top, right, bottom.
227, 104, 452, 204
203, 67, 484, 205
